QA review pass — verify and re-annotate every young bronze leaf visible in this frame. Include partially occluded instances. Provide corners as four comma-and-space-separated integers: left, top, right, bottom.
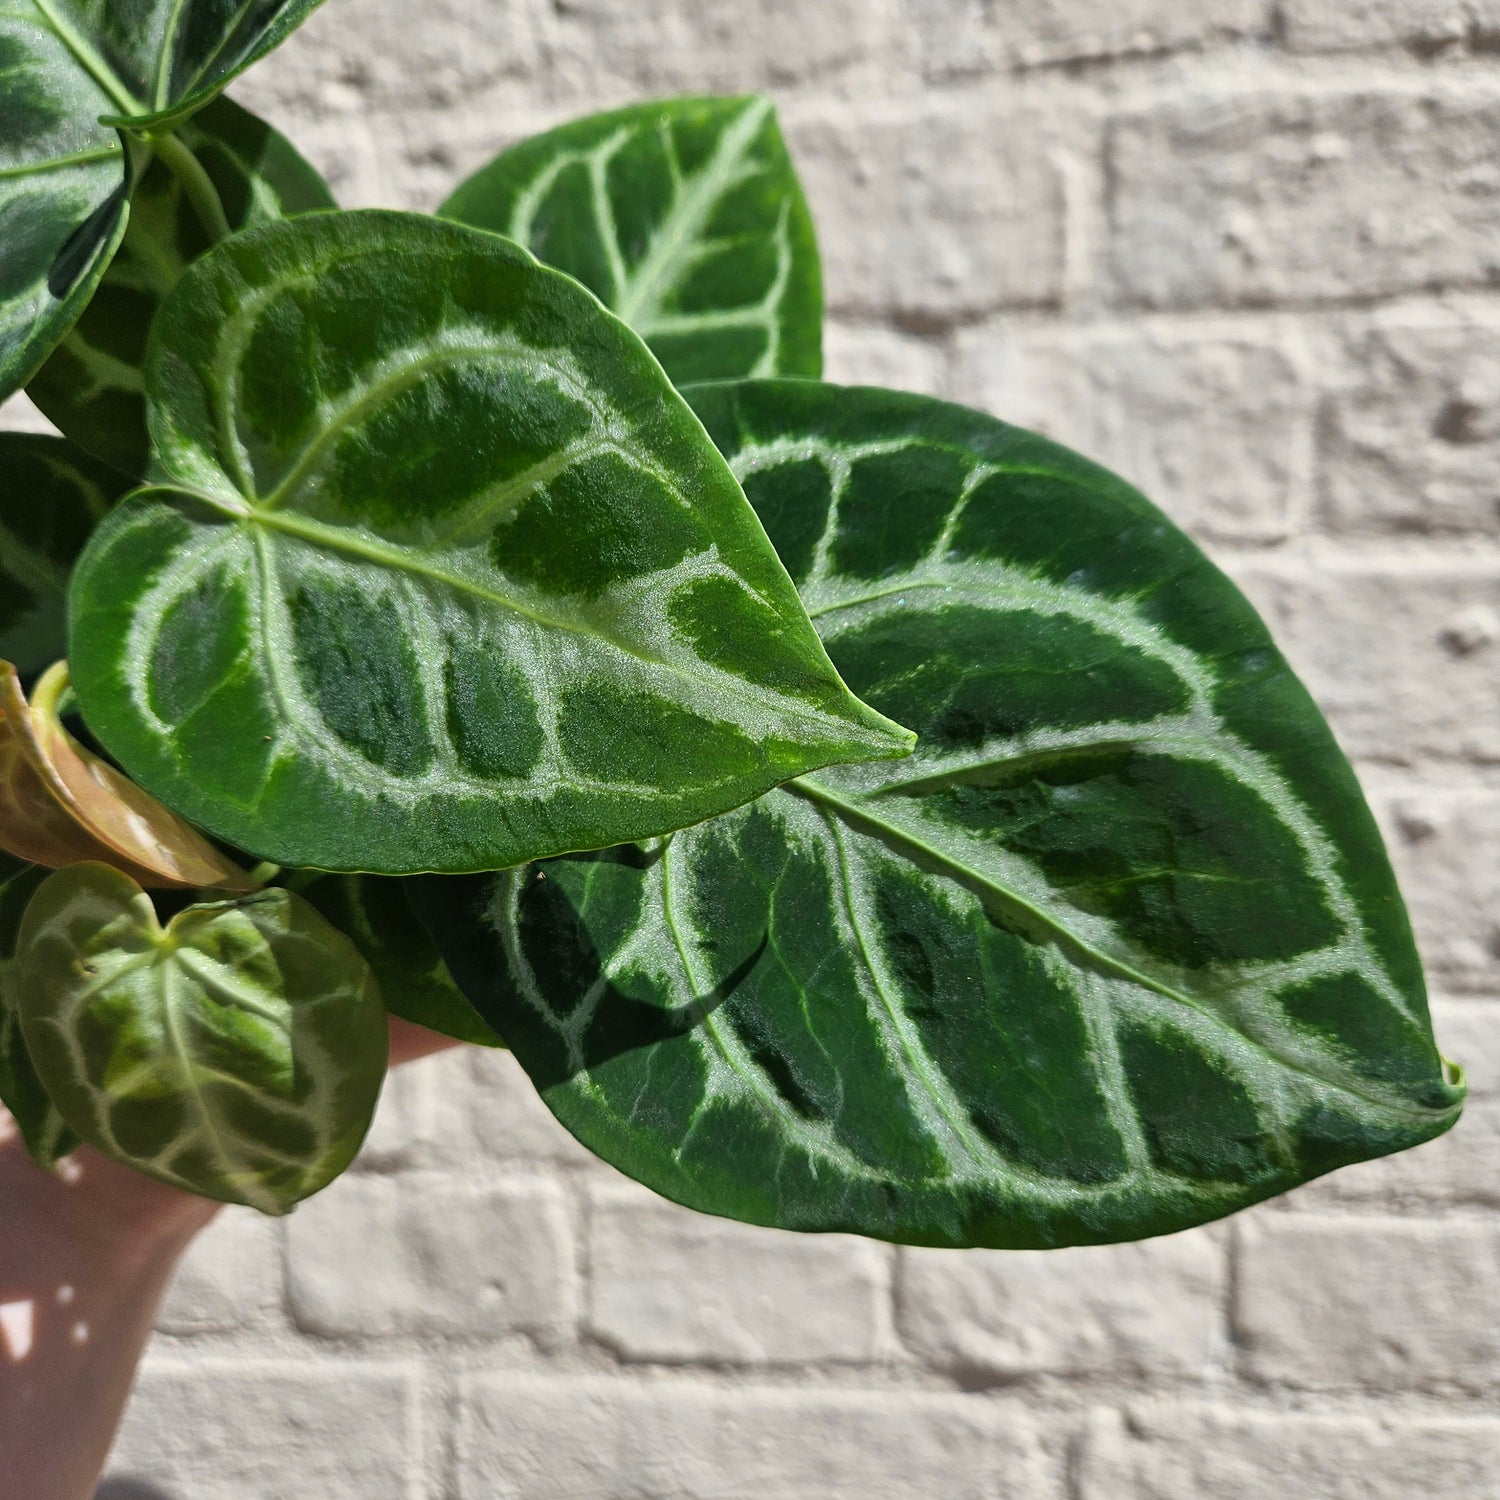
0, 435, 126, 678
2, 662, 253, 890
0, 851, 76, 1166
29, 96, 335, 475
413, 381, 1465, 1250
67, 212, 911, 875
442, 96, 822, 385
16, 863, 388, 1212
297, 873, 504, 1047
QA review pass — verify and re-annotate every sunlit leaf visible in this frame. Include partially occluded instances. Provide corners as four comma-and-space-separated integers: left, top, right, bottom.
0, 434, 126, 678
442, 96, 822, 385
68, 212, 912, 875
0, 0, 329, 404
0, 851, 75, 1166
16, 861, 387, 1212
29, 96, 335, 475
414, 381, 1465, 1250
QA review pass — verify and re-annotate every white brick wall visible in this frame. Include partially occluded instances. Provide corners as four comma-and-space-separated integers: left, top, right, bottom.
5, 2, 1497, 1494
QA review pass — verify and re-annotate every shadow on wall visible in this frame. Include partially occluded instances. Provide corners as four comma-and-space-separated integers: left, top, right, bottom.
96, 1482, 179, 1500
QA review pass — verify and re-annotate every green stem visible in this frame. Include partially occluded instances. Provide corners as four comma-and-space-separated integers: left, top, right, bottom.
247, 862, 283, 888
152, 131, 233, 245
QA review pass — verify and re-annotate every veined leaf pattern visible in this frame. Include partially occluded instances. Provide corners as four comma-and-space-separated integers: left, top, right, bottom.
0, 434, 125, 678
0, 0, 327, 403
414, 381, 1464, 1249
67, 213, 911, 875
16, 862, 387, 1212
0, 850, 75, 1166
29, 95, 335, 475
442, 96, 822, 385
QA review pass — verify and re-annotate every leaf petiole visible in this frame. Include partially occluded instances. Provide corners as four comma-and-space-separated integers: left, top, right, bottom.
150, 132, 234, 246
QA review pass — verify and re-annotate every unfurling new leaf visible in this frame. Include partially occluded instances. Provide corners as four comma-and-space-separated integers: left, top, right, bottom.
413, 381, 1465, 1250
67, 210, 911, 876
15, 862, 387, 1212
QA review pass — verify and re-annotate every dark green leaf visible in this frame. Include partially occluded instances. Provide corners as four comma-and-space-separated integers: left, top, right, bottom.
442, 96, 822, 385
297, 872, 504, 1047
414, 381, 1465, 1250
29, 95, 335, 475
0, 434, 126, 678
0, 850, 75, 1166
16, 861, 387, 1212
67, 212, 911, 875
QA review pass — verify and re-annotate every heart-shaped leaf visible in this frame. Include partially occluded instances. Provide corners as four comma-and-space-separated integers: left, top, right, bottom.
0, 851, 75, 1166
413, 381, 1465, 1250
442, 96, 822, 385
29, 96, 335, 475
0, 0, 329, 404
0, 662, 254, 889
67, 211, 911, 875
16, 862, 387, 1212
0, 434, 126, 678
297, 873, 504, 1047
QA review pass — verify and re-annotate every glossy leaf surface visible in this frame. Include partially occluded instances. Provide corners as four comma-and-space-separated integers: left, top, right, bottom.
442, 96, 822, 385
0, 0, 327, 404
416, 382, 1464, 1249
0, 851, 75, 1166
298, 873, 504, 1047
30, 96, 335, 475
0, 662, 253, 889
68, 212, 911, 875
16, 862, 387, 1212
0, 435, 125, 677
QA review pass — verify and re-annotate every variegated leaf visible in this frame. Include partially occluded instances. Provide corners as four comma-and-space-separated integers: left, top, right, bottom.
0, 0, 328, 404
0, 434, 125, 678
297, 873, 504, 1047
442, 96, 822, 385
413, 381, 1465, 1249
0, 850, 75, 1167
16, 862, 387, 1212
29, 95, 335, 475
67, 212, 911, 875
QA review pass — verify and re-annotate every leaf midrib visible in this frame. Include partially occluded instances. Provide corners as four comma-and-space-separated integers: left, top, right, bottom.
785, 775, 1453, 1121
30, 0, 147, 116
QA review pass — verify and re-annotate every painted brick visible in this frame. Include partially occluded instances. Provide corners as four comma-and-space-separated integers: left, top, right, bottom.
954, 323, 1306, 542
103, 1359, 421, 1500
788, 103, 1068, 322
1232, 551, 1500, 764
1079, 1404, 1500, 1499
898, 1230, 1224, 1378
0, 392, 53, 434
1366, 775, 1500, 992
286, 1173, 575, 1339
824, 322, 949, 399
156, 1210, 283, 1335
1234, 1214, 1500, 1389
1281, 1, 1500, 52
456, 1376, 1054, 1499
587, 1184, 888, 1364
1108, 89, 1500, 308
901, 0, 1267, 77
1317, 307, 1500, 536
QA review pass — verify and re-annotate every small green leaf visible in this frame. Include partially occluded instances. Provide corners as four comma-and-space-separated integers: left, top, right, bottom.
0, 0, 329, 405
442, 96, 822, 385
413, 381, 1465, 1250
297, 873, 504, 1047
0, 434, 126, 678
16, 862, 387, 1212
68, 211, 911, 875
0, 850, 76, 1167
29, 96, 335, 475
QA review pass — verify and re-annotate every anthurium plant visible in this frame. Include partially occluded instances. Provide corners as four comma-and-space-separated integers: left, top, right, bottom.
0, 1, 1464, 1247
